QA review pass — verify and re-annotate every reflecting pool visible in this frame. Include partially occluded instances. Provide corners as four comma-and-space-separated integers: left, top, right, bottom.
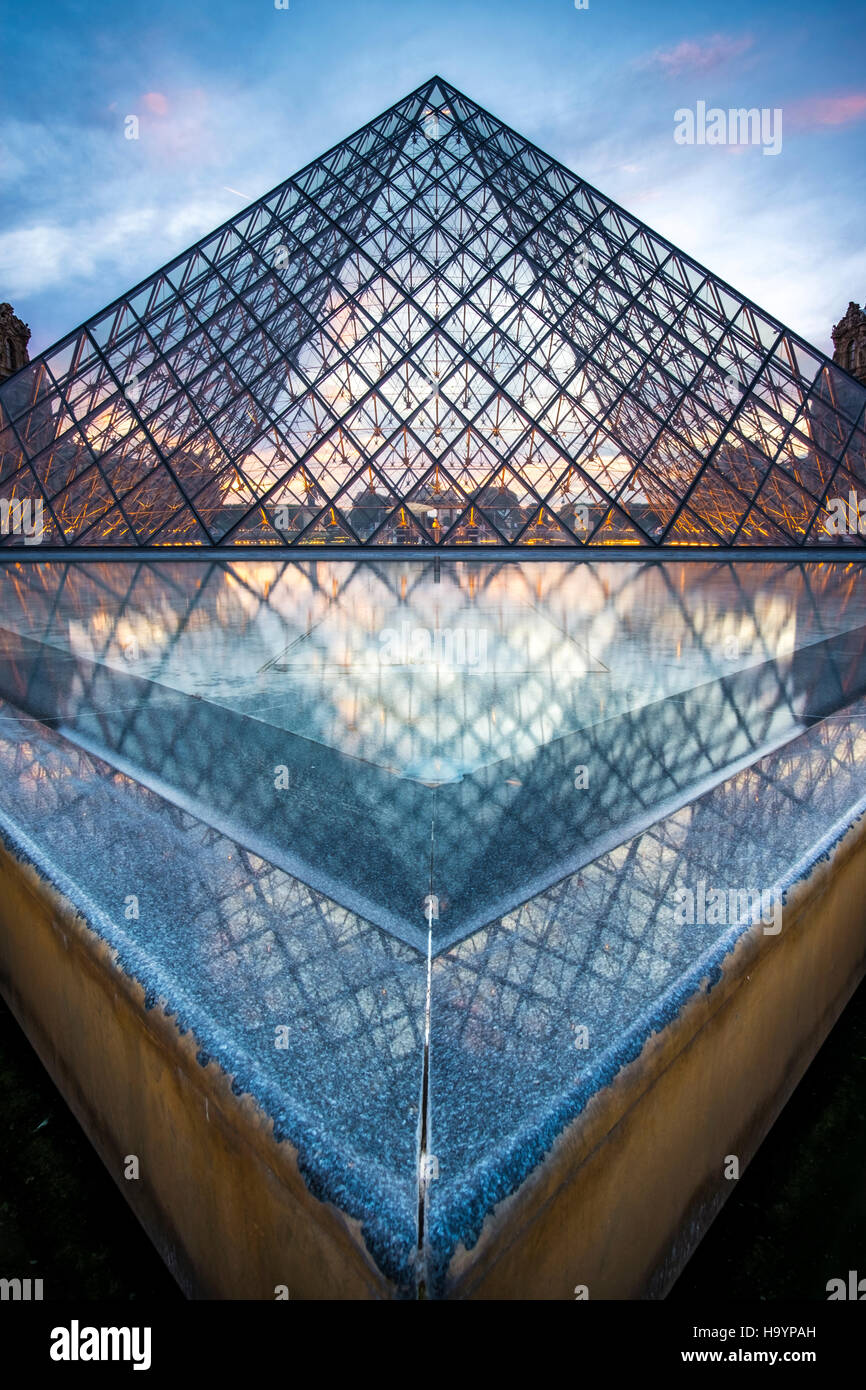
1, 559, 866, 949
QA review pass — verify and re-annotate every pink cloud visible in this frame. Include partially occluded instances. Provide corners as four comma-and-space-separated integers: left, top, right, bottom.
789, 92, 866, 128
639, 34, 753, 77
141, 88, 213, 166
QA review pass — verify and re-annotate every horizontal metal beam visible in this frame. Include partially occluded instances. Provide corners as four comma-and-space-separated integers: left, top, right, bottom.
3, 546, 866, 564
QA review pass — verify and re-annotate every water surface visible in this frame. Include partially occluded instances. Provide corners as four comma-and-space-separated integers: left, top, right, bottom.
1, 558, 865, 949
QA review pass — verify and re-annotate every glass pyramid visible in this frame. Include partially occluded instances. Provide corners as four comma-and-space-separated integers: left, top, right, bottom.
2, 76, 866, 551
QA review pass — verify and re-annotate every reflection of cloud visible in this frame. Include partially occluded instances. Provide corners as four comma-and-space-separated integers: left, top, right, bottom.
789, 92, 866, 128
638, 33, 753, 77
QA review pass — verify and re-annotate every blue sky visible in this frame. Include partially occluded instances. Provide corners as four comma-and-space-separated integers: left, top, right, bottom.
1, 0, 864, 358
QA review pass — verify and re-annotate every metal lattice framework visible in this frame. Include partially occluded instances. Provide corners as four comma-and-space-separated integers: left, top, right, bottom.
2, 76, 866, 551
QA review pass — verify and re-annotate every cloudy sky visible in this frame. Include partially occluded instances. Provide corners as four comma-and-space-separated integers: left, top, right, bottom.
1, 0, 864, 358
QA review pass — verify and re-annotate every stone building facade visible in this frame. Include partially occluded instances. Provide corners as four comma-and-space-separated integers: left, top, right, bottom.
832, 301, 866, 386
0, 302, 30, 382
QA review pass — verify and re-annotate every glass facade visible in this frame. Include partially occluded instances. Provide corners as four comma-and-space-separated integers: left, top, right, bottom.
2, 76, 866, 550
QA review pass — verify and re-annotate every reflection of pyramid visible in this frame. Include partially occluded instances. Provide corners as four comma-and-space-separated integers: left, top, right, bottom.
2, 77, 866, 550
2, 556, 866, 947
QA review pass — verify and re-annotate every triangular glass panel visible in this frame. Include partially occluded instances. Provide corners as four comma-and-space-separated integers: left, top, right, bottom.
733, 506, 794, 546
367, 504, 432, 546
663, 506, 725, 547
222, 508, 289, 545
587, 507, 652, 546
514, 505, 585, 546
